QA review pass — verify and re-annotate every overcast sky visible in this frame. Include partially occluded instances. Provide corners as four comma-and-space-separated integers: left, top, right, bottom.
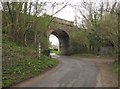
39, 0, 118, 21
49, 35, 59, 46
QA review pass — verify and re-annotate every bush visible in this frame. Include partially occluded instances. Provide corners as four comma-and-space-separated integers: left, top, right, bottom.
69, 30, 89, 54
41, 49, 50, 56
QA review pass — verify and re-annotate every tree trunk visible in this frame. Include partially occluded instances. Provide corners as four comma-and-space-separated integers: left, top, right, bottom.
118, 5, 120, 62
24, 33, 27, 46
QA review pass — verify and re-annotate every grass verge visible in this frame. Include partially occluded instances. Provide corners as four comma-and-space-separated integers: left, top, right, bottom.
72, 53, 117, 59
2, 38, 59, 87
72, 53, 96, 57
50, 49, 60, 55
114, 62, 120, 78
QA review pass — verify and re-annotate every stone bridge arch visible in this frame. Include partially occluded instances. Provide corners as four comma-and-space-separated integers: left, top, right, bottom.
48, 29, 70, 55
47, 17, 77, 55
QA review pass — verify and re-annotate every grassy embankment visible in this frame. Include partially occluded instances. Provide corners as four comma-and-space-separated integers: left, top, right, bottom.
2, 38, 59, 87
114, 62, 120, 77
50, 49, 60, 55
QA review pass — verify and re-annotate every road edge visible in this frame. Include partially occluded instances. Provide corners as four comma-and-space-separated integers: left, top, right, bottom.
13, 59, 61, 87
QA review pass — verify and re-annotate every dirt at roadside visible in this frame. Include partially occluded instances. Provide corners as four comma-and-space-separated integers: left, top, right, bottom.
81, 56, 118, 87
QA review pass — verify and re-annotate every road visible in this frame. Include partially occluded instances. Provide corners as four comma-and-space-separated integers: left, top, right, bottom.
14, 53, 118, 87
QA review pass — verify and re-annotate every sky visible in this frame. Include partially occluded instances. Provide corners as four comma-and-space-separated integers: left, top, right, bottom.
50, 0, 80, 21
43, 0, 83, 21
49, 35, 59, 46
39, 0, 118, 21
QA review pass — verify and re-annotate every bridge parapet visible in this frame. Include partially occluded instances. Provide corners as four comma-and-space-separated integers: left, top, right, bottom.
53, 17, 74, 27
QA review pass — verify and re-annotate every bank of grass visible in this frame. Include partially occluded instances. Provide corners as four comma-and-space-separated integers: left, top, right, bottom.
72, 53, 117, 59
72, 53, 96, 57
2, 38, 59, 87
114, 62, 120, 77
51, 49, 60, 55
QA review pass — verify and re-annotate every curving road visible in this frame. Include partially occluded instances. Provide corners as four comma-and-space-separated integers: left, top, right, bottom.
14, 53, 99, 87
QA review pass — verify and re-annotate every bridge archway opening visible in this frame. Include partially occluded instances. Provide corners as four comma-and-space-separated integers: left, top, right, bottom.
49, 29, 69, 55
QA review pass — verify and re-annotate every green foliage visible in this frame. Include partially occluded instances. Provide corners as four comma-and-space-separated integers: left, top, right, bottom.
69, 30, 89, 54
2, 2, 54, 56
41, 49, 50, 56
50, 49, 61, 55
114, 62, 120, 77
2, 37, 59, 87
73, 53, 96, 57
98, 14, 118, 48
85, 13, 118, 55
2, 12, 54, 55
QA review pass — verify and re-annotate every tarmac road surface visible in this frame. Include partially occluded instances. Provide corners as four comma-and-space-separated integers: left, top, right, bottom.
14, 54, 98, 87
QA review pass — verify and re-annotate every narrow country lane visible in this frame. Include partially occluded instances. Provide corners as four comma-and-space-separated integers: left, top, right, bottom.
3, 1, 119, 88
14, 54, 99, 87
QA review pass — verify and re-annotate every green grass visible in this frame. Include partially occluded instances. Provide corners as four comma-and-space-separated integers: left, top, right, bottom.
2, 38, 59, 87
114, 62, 120, 77
72, 53, 96, 57
72, 53, 117, 59
51, 49, 60, 55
